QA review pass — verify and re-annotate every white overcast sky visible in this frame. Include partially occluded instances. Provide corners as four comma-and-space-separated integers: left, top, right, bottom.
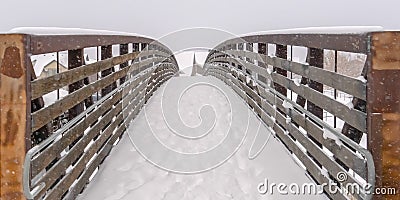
2, 0, 399, 37
2, 0, 399, 68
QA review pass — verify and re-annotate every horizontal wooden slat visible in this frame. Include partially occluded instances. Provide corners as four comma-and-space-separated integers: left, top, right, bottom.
35, 98, 125, 199
64, 84, 147, 200
274, 110, 364, 196
209, 65, 367, 178
221, 50, 367, 100
64, 122, 126, 200
273, 97, 367, 178
271, 121, 347, 200
219, 72, 348, 199
31, 61, 157, 132
32, 54, 168, 99
33, 77, 148, 199
235, 68, 366, 178
271, 72, 367, 132
209, 70, 362, 199
31, 75, 149, 177
210, 51, 367, 101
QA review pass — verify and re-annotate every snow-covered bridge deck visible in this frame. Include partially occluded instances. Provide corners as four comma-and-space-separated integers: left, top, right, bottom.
78, 76, 325, 200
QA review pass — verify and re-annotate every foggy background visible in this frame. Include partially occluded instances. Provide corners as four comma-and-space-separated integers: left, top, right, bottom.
2, 0, 399, 68
1, 0, 398, 36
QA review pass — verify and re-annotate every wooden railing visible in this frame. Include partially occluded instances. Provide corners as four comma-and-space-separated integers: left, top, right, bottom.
0, 32, 178, 200
204, 31, 400, 200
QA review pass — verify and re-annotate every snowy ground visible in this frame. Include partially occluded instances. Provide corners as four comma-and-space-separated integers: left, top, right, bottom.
78, 76, 327, 200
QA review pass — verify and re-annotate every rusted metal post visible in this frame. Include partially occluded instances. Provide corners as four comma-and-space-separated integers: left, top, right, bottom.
274, 44, 287, 96
67, 49, 85, 167
258, 43, 267, 64
305, 48, 324, 168
119, 44, 129, 84
257, 43, 267, 84
0, 34, 31, 200
307, 48, 324, 119
140, 43, 147, 63
68, 49, 85, 119
367, 32, 400, 200
101, 45, 115, 96
130, 43, 140, 77
273, 44, 292, 150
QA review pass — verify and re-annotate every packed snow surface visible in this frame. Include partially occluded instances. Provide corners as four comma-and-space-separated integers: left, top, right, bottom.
78, 76, 326, 200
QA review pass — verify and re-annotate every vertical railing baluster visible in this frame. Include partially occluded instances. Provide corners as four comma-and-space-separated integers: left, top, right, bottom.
130, 43, 139, 78
274, 45, 288, 96
101, 45, 115, 96
119, 44, 129, 84
67, 49, 85, 167
334, 50, 338, 128
305, 48, 324, 169
257, 43, 267, 85
68, 49, 85, 120
306, 48, 324, 120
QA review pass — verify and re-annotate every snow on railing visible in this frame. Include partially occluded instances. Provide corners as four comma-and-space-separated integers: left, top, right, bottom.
9, 27, 151, 38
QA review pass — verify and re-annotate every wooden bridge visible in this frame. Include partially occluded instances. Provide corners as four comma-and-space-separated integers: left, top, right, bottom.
0, 29, 399, 200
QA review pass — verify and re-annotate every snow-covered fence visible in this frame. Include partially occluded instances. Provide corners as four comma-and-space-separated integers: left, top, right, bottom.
0, 31, 178, 200
204, 30, 400, 200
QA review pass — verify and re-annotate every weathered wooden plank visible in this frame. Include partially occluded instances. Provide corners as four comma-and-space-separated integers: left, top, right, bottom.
212, 66, 368, 178
63, 117, 127, 200
31, 59, 156, 132
255, 84, 366, 192
34, 99, 125, 198
271, 56, 366, 101
31, 73, 150, 177
33, 75, 148, 199
277, 112, 363, 196
271, 72, 367, 132
0, 34, 30, 200
217, 50, 367, 100
45, 112, 126, 200
256, 82, 367, 177
269, 111, 347, 200
215, 71, 355, 199
31, 51, 139, 99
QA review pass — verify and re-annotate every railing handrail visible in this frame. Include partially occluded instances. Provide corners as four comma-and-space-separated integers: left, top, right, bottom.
207, 28, 388, 57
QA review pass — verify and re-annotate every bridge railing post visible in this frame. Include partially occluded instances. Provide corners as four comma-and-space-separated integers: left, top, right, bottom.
367, 32, 400, 199
0, 34, 31, 200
